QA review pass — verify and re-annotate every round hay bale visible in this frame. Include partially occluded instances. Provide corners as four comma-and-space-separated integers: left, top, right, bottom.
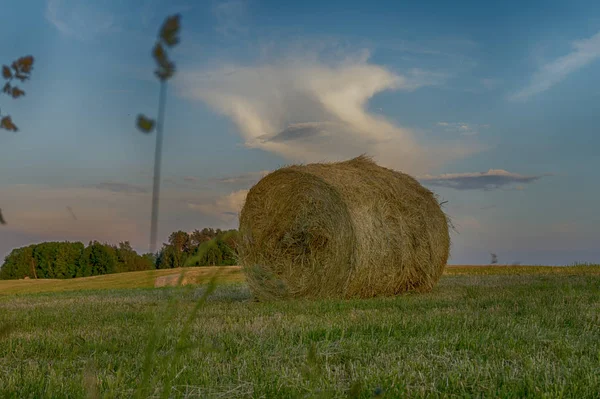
238, 155, 450, 300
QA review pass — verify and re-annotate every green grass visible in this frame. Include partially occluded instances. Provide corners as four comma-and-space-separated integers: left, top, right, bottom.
0, 266, 599, 398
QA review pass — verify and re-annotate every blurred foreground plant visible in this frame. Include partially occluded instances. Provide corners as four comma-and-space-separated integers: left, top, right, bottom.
1, 55, 35, 225
1, 55, 34, 132
136, 15, 181, 254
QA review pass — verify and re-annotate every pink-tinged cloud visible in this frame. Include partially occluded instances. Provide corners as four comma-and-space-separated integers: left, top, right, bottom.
0, 183, 250, 257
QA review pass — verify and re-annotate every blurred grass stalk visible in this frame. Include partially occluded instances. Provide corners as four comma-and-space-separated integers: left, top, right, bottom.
149, 80, 167, 255
136, 14, 181, 254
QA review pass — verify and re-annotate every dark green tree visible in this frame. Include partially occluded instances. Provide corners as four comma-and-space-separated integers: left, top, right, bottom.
53, 243, 70, 279
154, 230, 193, 269
190, 228, 211, 247
204, 240, 223, 266
0, 240, 149, 279
0, 227, 239, 280
190, 239, 223, 266
33, 243, 58, 278
216, 237, 237, 265
78, 241, 117, 276
66, 242, 85, 277
91, 242, 117, 275
77, 242, 94, 277
142, 252, 157, 269
0, 245, 35, 279
116, 241, 155, 272
116, 241, 136, 272
155, 244, 179, 269
135, 254, 155, 271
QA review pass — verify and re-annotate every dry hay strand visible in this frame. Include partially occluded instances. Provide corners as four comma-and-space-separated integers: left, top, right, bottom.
238, 155, 450, 301
154, 274, 182, 288
154, 273, 198, 288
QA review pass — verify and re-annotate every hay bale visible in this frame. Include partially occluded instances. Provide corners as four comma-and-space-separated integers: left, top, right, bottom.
238, 155, 450, 300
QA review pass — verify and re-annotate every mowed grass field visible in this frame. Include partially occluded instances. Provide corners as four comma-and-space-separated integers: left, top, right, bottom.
1, 265, 599, 398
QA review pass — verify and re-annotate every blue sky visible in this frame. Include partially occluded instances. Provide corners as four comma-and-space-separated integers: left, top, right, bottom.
1, 0, 599, 264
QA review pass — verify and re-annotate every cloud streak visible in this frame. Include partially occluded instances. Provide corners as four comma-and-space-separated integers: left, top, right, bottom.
0, 185, 147, 254
45, 0, 120, 41
511, 30, 600, 100
213, 0, 248, 37
214, 171, 270, 187
480, 78, 500, 90
93, 182, 148, 194
177, 50, 484, 175
419, 169, 549, 190
436, 122, 490, 136
188, 189, 248, 221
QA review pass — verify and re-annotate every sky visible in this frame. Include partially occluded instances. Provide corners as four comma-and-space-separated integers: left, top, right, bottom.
1, 0, 599, 265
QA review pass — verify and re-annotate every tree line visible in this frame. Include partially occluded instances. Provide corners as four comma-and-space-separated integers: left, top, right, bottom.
156, 228, 239, 268
0, 227, 240, 280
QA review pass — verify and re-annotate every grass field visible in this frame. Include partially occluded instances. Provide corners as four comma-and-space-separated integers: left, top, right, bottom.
1, 265, 599, 398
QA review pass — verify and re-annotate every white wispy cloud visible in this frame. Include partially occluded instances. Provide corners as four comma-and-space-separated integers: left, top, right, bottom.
376, 36, 479, 60
436, 122, 490, 136
176, 49, 484, 175
511, 30, 600, 100
480, 78, 500, 90
213, 0, 248, 37
402, 68, 450, 90
45, 0, 119, 41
